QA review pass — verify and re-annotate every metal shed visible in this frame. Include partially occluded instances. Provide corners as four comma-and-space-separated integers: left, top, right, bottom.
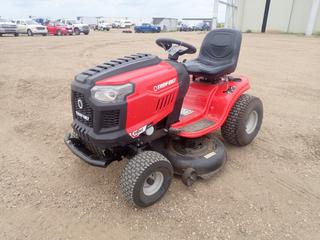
236, 0, 320, 35
152, 18, 178, 31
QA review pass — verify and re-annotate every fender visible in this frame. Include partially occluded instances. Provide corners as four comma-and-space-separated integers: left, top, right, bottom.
170, 76, 250, 138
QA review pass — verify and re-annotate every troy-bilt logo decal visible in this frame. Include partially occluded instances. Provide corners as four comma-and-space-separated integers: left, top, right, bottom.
153, 78, 176, 92
75, 111, 89, 121
129, 125, 147, 138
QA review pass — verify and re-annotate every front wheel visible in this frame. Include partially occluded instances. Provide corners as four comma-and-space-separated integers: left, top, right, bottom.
74, 28, 80, 35
221, 94, 263, 146
120, 151, 173, 207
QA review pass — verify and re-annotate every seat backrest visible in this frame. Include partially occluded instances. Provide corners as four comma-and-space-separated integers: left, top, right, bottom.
198, 29, 242, 72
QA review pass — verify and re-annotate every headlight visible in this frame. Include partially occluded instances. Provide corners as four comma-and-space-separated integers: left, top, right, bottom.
91, 84, 133, 103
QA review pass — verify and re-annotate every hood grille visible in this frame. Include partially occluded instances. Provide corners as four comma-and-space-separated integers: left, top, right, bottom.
102, 110, 120, 129
72, 91, 93, 127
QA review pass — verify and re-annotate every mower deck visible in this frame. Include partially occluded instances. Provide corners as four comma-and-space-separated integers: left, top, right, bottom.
150, 136, 226, 179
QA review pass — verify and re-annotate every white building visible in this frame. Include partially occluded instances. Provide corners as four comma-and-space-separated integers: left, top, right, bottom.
152, 18, 178, 31
236, 0, 320, 35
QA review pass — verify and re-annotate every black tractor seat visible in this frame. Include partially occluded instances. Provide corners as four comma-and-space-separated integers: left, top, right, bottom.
184, 29, 242, 79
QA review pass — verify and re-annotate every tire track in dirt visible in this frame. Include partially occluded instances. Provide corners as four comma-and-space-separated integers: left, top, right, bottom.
78, 39, 143, 62
272, 175, 320, 202
227, 137, 320, 204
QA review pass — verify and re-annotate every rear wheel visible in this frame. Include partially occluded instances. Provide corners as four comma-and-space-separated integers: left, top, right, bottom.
27, 29, 33, 36
14, 33, 19, 37
120, 151, 173, 207
221, 94, 263, 146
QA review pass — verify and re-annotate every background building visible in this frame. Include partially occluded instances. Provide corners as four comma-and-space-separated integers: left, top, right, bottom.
236, 0, 320, 35
152, 18, 178, 31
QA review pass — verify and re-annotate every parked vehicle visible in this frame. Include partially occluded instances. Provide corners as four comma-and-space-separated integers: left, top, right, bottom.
112, 20, 133, 29
14, 19, 47, 36
112, 20, 121, 28
0, 18, 18, 36
96, 21, 111, 31
192, 22, 210, 31
33, 18, 46, 25
120, 20, 133, 28
46, 22, 71, 36
179, 24, 193, 32
58, 19, 90, 35
134, 23, 161, 33
64, 29, 263, 207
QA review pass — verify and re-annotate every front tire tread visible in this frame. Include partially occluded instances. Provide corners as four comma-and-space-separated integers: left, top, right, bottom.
120, 151, 173, 207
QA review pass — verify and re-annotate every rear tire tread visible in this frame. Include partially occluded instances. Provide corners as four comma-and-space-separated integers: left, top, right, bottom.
221, 94, 262, 146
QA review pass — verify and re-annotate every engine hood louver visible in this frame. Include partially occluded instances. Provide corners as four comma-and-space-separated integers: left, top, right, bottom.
75, 53, 161, 84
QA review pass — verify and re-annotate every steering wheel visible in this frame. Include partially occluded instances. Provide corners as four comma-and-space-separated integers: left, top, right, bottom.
156, 38, 197, 61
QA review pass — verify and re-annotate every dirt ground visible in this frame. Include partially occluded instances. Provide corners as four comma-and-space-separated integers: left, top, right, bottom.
0, 30, 319, 240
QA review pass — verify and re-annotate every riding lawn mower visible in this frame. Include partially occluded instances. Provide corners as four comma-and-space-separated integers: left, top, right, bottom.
64, 29, 263, 207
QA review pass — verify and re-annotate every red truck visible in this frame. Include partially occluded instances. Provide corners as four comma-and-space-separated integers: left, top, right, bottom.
46, 22, 73, 36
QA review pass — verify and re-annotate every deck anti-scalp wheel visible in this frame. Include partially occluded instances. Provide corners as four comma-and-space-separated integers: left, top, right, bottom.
182, 168, 197, 186
120, 151, 173, 207
221, 94, 263, 146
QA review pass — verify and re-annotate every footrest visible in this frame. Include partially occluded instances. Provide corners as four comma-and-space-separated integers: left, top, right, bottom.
170, 118, 215, 134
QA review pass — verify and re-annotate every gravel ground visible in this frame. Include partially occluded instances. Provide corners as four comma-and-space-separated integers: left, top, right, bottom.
0, 30, 319, 240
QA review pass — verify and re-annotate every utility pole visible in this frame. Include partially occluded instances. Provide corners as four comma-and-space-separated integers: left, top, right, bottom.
212, 0, 219, 30
305, 0, 320, 36
261, 0, 271, 33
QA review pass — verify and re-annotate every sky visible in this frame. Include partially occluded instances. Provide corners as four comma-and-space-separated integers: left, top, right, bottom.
0, 0, 226, 21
